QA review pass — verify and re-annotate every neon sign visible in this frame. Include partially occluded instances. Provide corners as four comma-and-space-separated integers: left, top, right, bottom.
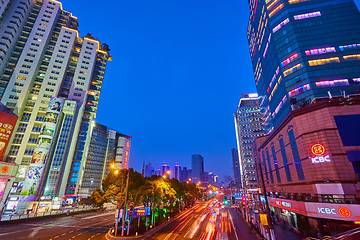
311, 155, 331, 163
311, 144, 325, 155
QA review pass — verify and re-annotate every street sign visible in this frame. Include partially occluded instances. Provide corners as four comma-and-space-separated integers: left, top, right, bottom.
260, 214, 268, 226
133, 208, 151, 217
145, 207, 150, 216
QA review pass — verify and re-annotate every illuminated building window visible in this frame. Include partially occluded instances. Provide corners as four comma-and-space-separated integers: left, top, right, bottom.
273, 18, 289, 33
263, 34, 271, 58
339, 43, 360, 51
315, 79, 349, 87
283, 63, 303, 77
281, 53, 298, 67
272, 95, 287, 118
289, 0, 310, 4
267, 0, 278, 10
305, 47, 336, 56
269, 4, 283, 18
294, 11, 321, 20
288, 83, 310, 97
343, 54, 360, 61
354, 78, 360, 83
308, 57, 340, 66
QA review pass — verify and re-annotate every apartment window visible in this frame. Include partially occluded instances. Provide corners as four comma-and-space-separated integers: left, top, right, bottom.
55, 60, 63, 63
51, 70, 59, 74
24, 58, 33, 63
33, 37, 41, 42
288, 129, 305, 180
29, 48, 37, 52
74, 93, 82, 97
17, 76, 26, 80
31, 42, 40, 47
37, 28, 46, 32
53, 65, 61, 69
77, 82, 84, 85
279, 137, 292, 182
35, 33, 44, 37
59, 49, 66, 53
56, 54, 65, 58
14, 82, 24, 87
9, 95, 19, 100
43, 94, 52, 98
26, 53, 35, 57
40, 23, 47, 27
49, 76, 58, 80
47, 82, 56, 86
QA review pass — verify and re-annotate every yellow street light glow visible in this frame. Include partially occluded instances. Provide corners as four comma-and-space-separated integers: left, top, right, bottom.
162, 175, 166, 179
114, 170, 119, 174
188, 178, 192, 182
167, 170, 171, 175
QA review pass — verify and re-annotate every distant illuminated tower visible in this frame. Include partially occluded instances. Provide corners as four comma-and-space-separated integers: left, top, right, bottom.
191, 154, 204, 183
173, 163, 181, 181
231, 148, 241, 191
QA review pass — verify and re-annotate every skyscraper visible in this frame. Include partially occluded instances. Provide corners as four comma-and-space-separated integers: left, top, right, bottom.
234, 93, 264, 190
191, 154, 204, 183
78, 123, 108, 197
231, 148, 241, 191
144, 163, 153, 177
0, 0, 110, 212
173, 163, 181, 181
248, 0, 360, 131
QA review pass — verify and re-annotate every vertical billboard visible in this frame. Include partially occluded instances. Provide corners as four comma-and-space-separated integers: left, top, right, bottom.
21, 98, 64, 198
0, 111, 18, 161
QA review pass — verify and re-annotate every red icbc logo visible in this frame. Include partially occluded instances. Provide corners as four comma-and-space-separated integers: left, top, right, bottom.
338, 207, 351, 218
311, 144, 326, 156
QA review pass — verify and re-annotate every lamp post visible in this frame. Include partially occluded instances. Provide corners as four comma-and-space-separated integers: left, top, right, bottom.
121, 168, 130, 237
258, 161, 276, 240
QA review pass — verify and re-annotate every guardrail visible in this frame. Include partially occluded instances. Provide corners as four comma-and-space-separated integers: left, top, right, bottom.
0, 205, 99, 221
304, 227, 360, 240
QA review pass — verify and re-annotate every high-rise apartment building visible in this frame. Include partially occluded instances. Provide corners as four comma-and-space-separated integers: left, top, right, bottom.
0, 0, 111, 212
191, 154, 204, 183
78, 123, 108, 197
247, 0, 360, 131
234, 93, 264, 190
231, 148, 241, 191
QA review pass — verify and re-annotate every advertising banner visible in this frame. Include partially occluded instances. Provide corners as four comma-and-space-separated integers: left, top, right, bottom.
20, 164, 44, 196
21, 98, 64, 199
305, 202, 360, 221
0, 111, 18, 161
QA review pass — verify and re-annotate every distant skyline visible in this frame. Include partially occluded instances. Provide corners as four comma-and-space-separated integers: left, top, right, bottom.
60, 0, 360, 180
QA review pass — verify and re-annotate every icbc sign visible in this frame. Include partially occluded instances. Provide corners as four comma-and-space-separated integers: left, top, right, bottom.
311, 144, 325, 155
310, 144, 331, 164
311, 155, 331, 163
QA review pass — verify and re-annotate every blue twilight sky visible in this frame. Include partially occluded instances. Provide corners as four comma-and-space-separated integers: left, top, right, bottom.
61, 0, 360, 180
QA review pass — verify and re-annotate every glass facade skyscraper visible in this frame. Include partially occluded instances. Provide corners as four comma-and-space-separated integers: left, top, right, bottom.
191, 154, 204, 183
234, 93, 264, 190
248, 0, 360, 131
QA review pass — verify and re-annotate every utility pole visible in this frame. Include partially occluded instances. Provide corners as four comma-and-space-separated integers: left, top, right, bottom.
258, 162, 276, 240
121, 168, 130, 236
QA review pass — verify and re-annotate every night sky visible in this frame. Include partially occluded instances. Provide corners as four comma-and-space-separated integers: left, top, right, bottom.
61, 0, 360, 180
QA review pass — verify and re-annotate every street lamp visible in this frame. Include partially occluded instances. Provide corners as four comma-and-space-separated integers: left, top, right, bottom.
188, 178, 192, 182
114, 170, 119, 175
162, 175, 166, 179
166, 170, 171, 176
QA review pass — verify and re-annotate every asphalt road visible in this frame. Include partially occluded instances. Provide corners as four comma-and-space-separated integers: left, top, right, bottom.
0, 210, 114, 240
0, 200, 262, 240
146, 199, 259, 240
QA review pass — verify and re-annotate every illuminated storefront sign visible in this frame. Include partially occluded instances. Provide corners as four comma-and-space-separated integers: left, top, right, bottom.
311, 155, 331, 163
310, 144, 331, 163
306, 202, 359, 221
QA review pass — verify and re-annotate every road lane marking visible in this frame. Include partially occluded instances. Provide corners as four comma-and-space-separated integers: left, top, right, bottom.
81, 212, 114, 220
54, 236, 59, 239
62, 233, 67, 235
28, 227, 42, 238
228, 210, 239, 240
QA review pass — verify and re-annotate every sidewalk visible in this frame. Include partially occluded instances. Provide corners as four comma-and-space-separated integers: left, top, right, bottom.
274, 223, 305, 240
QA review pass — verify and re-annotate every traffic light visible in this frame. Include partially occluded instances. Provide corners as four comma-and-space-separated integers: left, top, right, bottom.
231, 196, 235, 204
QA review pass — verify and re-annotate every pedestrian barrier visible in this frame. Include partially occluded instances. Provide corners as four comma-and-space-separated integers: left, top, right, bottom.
0, 205, 99, 221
